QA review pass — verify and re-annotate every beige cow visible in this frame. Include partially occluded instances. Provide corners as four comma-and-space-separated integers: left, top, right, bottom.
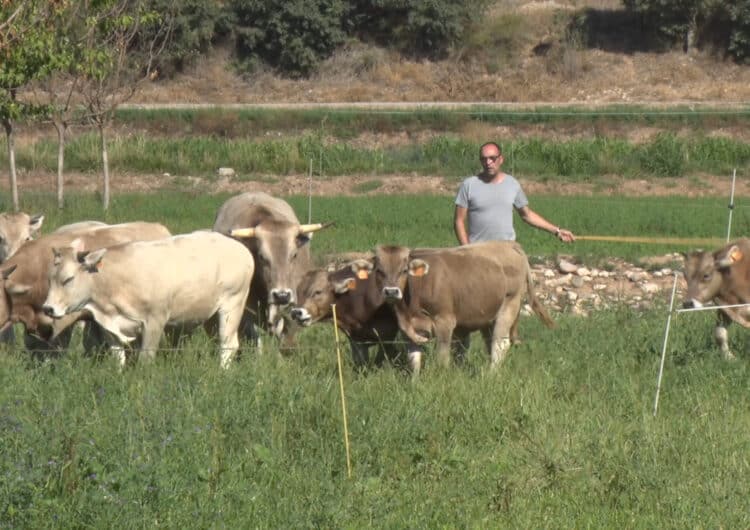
0, 222, 171, 354
0, 212, 44, 263
42, 231, 253, 369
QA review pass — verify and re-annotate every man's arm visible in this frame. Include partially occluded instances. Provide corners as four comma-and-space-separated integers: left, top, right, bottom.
454, 205, 470, 245
517, 205, 575, 242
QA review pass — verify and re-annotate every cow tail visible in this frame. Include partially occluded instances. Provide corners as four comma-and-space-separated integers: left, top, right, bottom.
526, 267, 556, 329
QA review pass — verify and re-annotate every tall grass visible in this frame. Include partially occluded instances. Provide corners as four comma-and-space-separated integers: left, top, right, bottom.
8, 132, 750, 180
2, 307, 750, 527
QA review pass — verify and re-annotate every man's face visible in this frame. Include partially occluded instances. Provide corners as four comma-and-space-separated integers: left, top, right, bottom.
479, 147, 503, 176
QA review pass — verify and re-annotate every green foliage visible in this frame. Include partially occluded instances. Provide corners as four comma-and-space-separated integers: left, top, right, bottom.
231, 0, 347, 78
729, 0, 750, 62
7, 128, 750, 182
347, 0, 492, 59
139, 0, 232, 77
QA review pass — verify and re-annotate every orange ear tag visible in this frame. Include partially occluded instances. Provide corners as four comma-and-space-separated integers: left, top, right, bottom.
730, 248, 743, 263
356, 269, 369, 280
411, 264, 427, 277
96, 261, 103, 270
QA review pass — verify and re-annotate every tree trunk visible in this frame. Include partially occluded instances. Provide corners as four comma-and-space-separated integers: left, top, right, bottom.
99, 123, 110, 210
3, 119, 19, 212
54, 119, 66, 209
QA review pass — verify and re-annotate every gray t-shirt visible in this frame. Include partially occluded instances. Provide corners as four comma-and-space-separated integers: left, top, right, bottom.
454, 174, 529, 242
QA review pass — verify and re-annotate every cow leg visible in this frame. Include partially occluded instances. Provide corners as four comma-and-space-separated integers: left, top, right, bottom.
715, 311, 736, 360
348, 339, 370, 370
407, 341, 423, 378
0, 325, 15, 346
139, 320, 166, 363
217, 302, 245, 369
433, 315, 456, 368
452, 330, 471, 365
490, 296, 523, 369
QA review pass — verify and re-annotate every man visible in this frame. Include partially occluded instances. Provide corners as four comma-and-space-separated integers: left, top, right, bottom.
454, 142, 575, 245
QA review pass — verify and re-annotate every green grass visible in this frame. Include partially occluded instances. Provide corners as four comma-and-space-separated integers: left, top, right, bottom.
8, 130, 750, 180
2, 307, 749, 527
1, 189, 750, 526
4, 191, 748, 264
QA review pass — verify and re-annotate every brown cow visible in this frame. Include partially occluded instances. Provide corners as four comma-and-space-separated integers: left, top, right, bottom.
370, 241, 555, 371
212, 192, 330, 352
291, 261, 405, 370
683, 238, 750, 360
0, 222, 171, 355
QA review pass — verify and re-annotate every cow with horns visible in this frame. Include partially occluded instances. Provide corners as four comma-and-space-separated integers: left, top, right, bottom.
213, 192, 331, 352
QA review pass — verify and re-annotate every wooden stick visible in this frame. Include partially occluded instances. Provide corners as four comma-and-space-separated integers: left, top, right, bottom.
576, 235, 725, 247
331, 304, 352, 478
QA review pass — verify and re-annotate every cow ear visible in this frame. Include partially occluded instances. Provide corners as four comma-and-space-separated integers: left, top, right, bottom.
409, 259, 430, 277
333, 277, 356, 294
80, 248, 107, 272
29, 214, 44, 236
349, 259, 373, 278
52, 247, 62, 265
6, 279, 30, 296
1, 264, 17, 280
717, 245, 743, 268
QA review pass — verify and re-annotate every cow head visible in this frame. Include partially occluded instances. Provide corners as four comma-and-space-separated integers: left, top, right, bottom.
291, 259, 370, 326
682, 244, 744, 308
373, 245, 411, 303
232, 221, 330, 308
0, 212, 44, 263
42, 239, 102, 319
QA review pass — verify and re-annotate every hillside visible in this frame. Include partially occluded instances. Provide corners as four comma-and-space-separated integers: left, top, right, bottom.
133, 1, 750, 105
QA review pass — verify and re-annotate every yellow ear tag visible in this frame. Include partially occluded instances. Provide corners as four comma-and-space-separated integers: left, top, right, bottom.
356, 269, 369, 280
411, 264, 427, 277
731, 248, 743, 263
345, 278, 357, 290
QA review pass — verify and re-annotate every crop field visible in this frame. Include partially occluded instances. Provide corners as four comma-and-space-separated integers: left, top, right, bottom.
2, 188, 750, 527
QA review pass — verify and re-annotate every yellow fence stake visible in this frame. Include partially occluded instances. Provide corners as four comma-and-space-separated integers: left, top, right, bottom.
331, 304, 352, 478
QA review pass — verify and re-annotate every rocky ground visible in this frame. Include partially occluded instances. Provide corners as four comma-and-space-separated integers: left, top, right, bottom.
529, 253, 686, 316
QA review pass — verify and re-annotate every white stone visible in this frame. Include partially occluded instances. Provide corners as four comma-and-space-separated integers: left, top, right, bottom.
218, 167, 236, 178
558, 259, 578, 274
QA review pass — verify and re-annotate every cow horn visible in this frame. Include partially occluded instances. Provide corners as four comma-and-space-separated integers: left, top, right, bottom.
299, 221, 334, 234
230, 227, 257, 238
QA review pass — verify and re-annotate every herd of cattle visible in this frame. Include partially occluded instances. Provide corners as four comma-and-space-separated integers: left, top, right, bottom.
0, 191, 748, 372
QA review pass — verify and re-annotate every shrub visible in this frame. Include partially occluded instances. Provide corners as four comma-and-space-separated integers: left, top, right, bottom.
230, 0, 347, 78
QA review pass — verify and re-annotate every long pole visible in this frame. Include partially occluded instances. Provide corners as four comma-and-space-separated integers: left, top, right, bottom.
331, 304, 352, 478
726, 168, 737, 243
654, 273, 679, 417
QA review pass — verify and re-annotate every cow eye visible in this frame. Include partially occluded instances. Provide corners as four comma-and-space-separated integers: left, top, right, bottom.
62, 276, 74, 286
702, 273, 712, 282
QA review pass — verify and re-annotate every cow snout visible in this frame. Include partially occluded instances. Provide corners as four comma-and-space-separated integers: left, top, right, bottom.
290, 307, 311, 325
270, 288, 294, 306
382, 287, 403, 301
42, 305, 58, 318
682, 299, 703, 309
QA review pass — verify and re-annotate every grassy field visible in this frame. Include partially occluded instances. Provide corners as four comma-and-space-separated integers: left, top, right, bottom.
1, 190, 750, 527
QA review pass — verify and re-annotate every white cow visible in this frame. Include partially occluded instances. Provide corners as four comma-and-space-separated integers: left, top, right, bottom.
0, 212, 44, 263
42, 231, 254, 369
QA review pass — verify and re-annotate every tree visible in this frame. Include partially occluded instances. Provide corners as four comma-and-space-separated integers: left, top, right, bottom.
232, 0, 347, 78
0, 0, 59, 211
622, 0, 726, 53
76, 0, 170, 210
